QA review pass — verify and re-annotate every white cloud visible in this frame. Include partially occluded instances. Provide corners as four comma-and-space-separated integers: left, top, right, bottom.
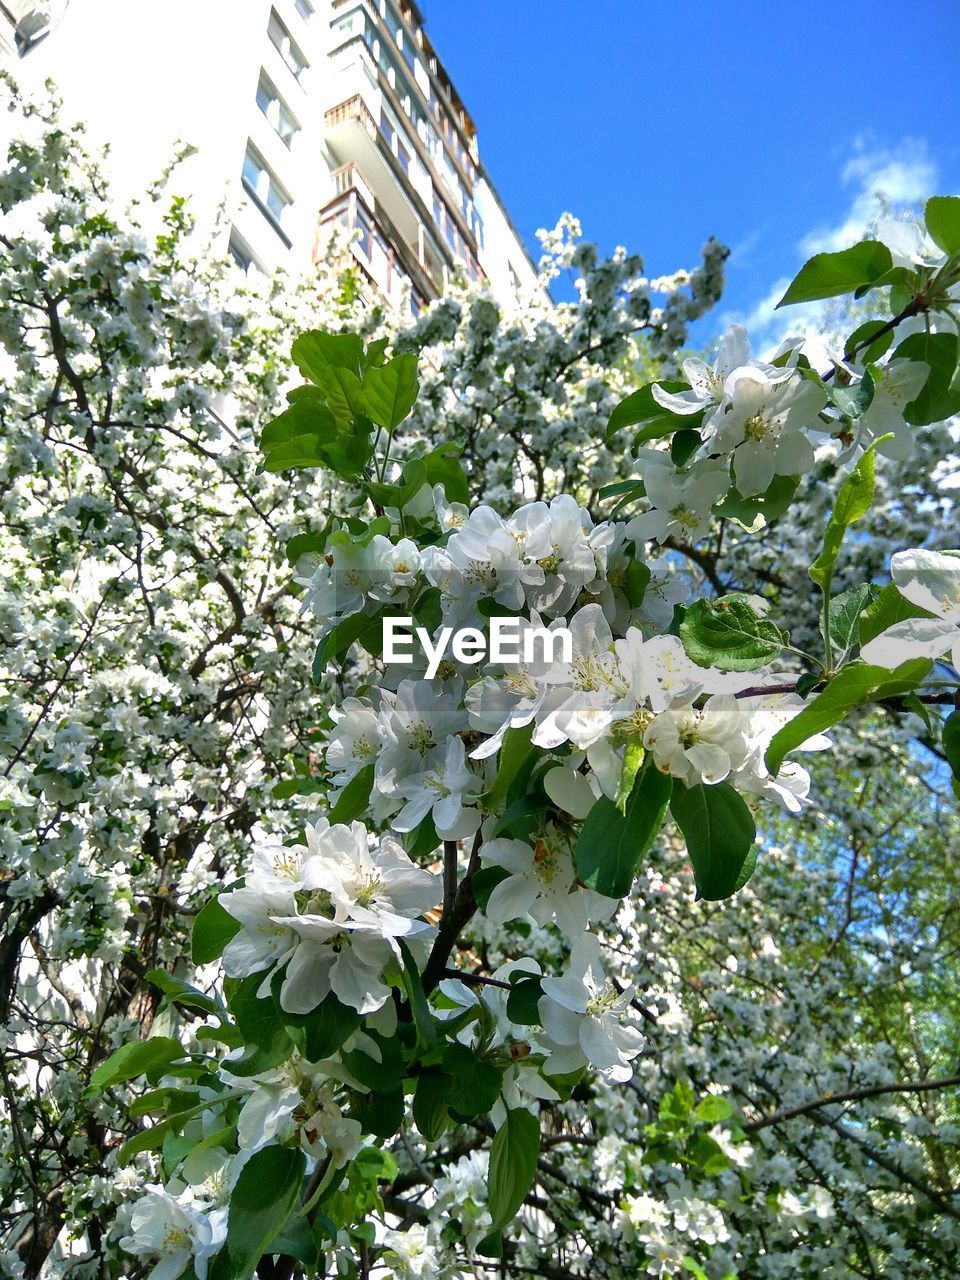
800, 137, 937, 255
721, 138, 939, 356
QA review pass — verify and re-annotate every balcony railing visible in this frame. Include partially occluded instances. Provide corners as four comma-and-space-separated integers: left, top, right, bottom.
324, 95, 378, 139
331, 163, 376, 210
316, 181, 435, 312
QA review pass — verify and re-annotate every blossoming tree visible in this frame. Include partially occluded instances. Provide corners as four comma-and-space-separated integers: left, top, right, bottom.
3, 85, 960, 1280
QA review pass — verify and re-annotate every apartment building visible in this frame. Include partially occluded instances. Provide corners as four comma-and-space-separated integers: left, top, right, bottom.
1, 0, 541, 311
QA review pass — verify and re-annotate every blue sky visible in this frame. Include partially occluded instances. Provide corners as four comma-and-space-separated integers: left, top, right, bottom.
426, 0, 960, 347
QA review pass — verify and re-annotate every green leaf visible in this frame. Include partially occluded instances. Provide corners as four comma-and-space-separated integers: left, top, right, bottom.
809, 440, 880, 592
145, 969, 217, 1015
670, 782, 757, 901
260, 399, 339, 448
118, 1118, 178, 1164
293, 330, 365, 378
623, 559, 651, 606
942, 710, 960, 783
823, 584, 873, 656
925, 196, 960, 255
575, 761, 673, 898
192, 897, 242, 965
349, 1085, 404, 1139
481, 724, 536, 812
681, 1256, 711, 1280
291, 331, 365, 424
314, 609, 384, 678
444, 1043, 503, 1119
859, 582, 935, 647
401, 811, 440, 861
341, 1030, 405, 1093
694, 1095, 734, 1124
598, 479, 644, 500
891, 332, 960, 425
365, 469, 425, 511
472, 865, 510, 911
361, 352, 420, 429
671, 428, 702, 466
824, 367, 874, 418
284, 530, 329, 566
88, 1037, 186, 1093
615, 740, 645, 812
327, 763, 375, 824
417, 444, 469, 505
227, 1145, 306, 1278
777, 240, 893, 307
399, 939, 439, 1053
680, 595, 785, 671
713, 475, 798, 528
764, 659, 932, 776
605, 380, 697, 444
505, 976, 544, 1026
271, 1215, 319, 1269
487, 1108, 540, 1233
413, 1071, 452, 1141
226, 976, 294, 1076
280, 989, 361, 1062
843, 319, 894, 364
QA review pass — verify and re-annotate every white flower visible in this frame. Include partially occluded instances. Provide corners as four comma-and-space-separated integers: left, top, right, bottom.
620, 1190, 670, 1239
631, 557, 689, 631
301, 818, 439, 939
433, 482, 468, 531
857, 359, 929, 460
643, 694, 747, 785
221, 820, 438, 1015
273, 914, 395, 1015
220, 883, 299, 982
300, 1088, 363, 1167
376, 679, 467, 797
860, 547, 960, 669
512, 493, 610, 615
119, 1186, 224, 1280
324, 697, 383, 788
366, 534, 421, 602
877, 217, 946, 271
533, 604, 626, 747
731, 688, 831, 812
465, 613, 583, 760
220, 1058, 317, 1152
481, 835, 616, 935
626, 452, 731, 545
391, 735, 482, 839
650, 323, 786, 420
381, 1224, 442, 1280
708, 367, 827, 496
294, 539, 370, 628
438, 958, 540, 1048
538, 934, 643, 1083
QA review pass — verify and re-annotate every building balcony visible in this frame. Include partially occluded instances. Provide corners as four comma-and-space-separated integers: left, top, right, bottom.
316, 169, 445, 312
324, 93, 379, 145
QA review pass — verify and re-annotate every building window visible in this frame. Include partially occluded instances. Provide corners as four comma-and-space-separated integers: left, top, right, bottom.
228, 230, 260, 274
294, 0, 313, 19
355, 205, 373, 259
256, 71, 299, 147
395, 136, 410, 176
268, 9, 308, 81
242, 144, 292, 234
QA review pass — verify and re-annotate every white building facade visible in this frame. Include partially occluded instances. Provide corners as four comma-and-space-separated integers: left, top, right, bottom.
1, 0, 541, 310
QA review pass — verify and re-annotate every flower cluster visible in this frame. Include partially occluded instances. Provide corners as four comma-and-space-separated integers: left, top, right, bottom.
219, 819, 439, 1014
